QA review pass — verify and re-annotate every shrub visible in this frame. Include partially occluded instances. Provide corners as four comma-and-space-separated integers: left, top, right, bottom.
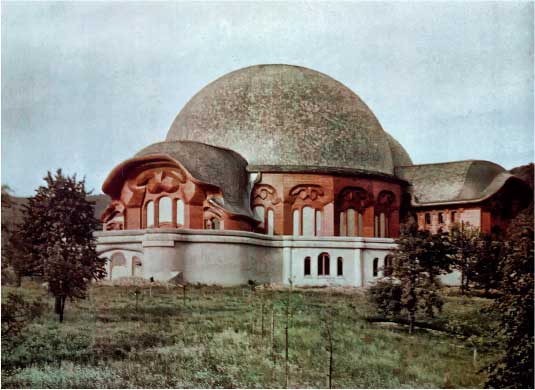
366, 279, 402, 318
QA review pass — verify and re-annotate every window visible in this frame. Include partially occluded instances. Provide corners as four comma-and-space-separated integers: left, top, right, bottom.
357, 212, 363, 236
211, 218, 220, 230
302, 206, 315, 236
373, 257, 379, 277
304, 257, 311, 276
267, 209, 274, 235
337, 257, 343, 276
146, 201, 154, 228
380, 212, 386, 237
110, 252, 126, 280
177, 199, 185, 225
347, 208, 356, 236
384, 255, 393, 277
318, 252, 330, 276
293, 209, 300, 236
205, 217, 220, 230
254, 206, 265, 229
451, 211, 457, 223
425, 213, 431, 225
159, 197, 172, 224
339, 211, 346, 236
315, 210, 322, 236
438, 212, 444, 224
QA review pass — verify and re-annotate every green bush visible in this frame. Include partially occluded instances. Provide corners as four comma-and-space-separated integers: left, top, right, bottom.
366, 279, 403, 318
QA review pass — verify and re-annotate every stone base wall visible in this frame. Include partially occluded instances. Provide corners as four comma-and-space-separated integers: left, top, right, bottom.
95, 228, 400, 287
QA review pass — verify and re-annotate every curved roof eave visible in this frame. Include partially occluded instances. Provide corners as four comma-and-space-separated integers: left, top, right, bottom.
102, 154, 255, 220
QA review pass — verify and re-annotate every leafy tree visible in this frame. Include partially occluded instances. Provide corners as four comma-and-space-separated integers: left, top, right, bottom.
1, 185, 23, 285
19, 170, 106, 322
369, 221, 452, 332
1, 293, 44, 348
471, 233, 505, 296
448, 223, 480, 294
485, 209, 534, 388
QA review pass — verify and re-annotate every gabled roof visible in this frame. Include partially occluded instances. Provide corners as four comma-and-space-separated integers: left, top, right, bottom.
103, 140, 255, 219
395, 160, 531, 207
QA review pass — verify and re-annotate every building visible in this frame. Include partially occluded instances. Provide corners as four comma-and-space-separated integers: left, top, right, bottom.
95, 64, 531, 286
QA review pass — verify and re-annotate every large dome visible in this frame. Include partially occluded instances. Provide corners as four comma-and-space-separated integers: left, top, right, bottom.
167, 64, 412, 175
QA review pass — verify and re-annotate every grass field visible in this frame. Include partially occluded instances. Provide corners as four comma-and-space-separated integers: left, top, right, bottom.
1, 281, 499, 388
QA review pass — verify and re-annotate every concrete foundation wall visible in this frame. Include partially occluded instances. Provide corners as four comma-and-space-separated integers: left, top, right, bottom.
95, 229, 401, 287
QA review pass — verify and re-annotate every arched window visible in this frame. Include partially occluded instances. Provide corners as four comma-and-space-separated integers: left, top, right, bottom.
302, 206, 315, 236
373, 257, 379, 277
337, 257, 343, 276
211, 218, 220, 230
159, 197, 172, 224
384, 255, 393, 277
438, 212, 444, 224
146, 201, 154, 228
318, 252, 330, 276
380, 212, 386, 238
425, 213, 431, 225
293, 209, 300, 236
110, 252, 126, 280
253, 205, 265, 229
304, 257, 311, 276
176, 199, 185, 226
357, 212, 363, 236
347, 208, 356, 236
339, 211, 346, 236
267, 209, 274, 235
315, 209, 322, 236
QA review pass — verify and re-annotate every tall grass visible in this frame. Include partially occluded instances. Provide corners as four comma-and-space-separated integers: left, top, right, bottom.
2, 281, 497, 388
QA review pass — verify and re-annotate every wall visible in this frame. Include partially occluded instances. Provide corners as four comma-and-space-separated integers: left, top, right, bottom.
96, 229, 397, 287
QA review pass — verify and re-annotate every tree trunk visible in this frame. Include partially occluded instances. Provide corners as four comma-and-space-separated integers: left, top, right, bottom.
271, 305, 275, 364
261, 298, 265, 338
59, 296, 66, 323
55, 296, 62, 315
408, 310, 415, 334
285, 286, 291, 389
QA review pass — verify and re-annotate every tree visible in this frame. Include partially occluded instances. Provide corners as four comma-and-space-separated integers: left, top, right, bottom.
1, 185, 25, 285
485, 209, 534, 388
369, 221, 451, 332
20, 170, 107, 322
448, 223, 480, 294
471, 233, 505, 296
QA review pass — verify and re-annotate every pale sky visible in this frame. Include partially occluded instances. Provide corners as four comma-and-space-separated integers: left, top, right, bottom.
2, 1, 533, 196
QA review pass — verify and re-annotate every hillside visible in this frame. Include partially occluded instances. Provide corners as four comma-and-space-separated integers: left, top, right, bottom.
510, 162, 534, 190
1, 194, 110, 230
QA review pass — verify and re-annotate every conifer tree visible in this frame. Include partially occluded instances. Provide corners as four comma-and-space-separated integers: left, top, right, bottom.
20, 170, 106, 322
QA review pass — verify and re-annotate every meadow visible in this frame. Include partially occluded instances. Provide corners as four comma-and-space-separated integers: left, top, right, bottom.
1, 281, 499, 388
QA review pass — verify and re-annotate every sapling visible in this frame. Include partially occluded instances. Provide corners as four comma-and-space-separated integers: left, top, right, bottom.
285, 278, 293, 388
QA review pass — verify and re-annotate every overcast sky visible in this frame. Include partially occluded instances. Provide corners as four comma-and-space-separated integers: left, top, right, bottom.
2, 1, 533, 196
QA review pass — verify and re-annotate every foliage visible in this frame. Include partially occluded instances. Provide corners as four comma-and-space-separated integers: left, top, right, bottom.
471, 233, 505, 295
448, 223, 481, 294
1, 283, 494, 388
366, 279, 402, 318
485, 209, 534, 389
19, 170, 106, 321
1, 293, 45, 351
370, 221, 450, 332
1, 184, 27, 285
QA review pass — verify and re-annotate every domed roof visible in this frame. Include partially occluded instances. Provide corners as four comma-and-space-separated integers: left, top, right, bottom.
167, 64, 412, 175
